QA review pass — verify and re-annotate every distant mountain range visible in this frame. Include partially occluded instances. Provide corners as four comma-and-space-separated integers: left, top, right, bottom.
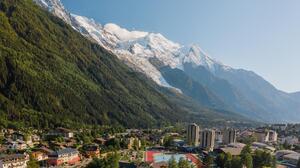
32, 0, 300, 123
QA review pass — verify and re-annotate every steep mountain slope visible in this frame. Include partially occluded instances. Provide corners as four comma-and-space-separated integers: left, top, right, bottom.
160, 67, 226, 109
0, 0, 252, 129
34, 0, 300, 123
182, 64, 269, 120
0, 0, 189, 128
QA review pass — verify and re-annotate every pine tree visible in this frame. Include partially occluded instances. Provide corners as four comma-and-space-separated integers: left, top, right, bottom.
224, 153, 233, 168
204, 155, 214, 168
178, 157, 190, 168
231, 156, 243, 168
169, 156, 178, 168
216, 153, 226, 168
243, 153, 253, 168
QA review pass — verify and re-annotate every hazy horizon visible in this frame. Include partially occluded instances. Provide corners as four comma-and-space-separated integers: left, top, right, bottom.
62, 0, 300, 93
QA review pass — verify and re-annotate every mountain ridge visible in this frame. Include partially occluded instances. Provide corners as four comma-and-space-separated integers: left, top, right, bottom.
33, 0, 300, 123
0, 0, 252, 129
0, 0, 184, 128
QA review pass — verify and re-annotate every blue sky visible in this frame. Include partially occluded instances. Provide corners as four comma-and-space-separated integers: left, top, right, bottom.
62, 0, 300, 92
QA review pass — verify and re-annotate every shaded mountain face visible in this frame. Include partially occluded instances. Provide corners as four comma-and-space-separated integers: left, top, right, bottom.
160, 66, 226, 109
33, 0, 300, 123
213, 68, 300, 122
291, 92, 300, 102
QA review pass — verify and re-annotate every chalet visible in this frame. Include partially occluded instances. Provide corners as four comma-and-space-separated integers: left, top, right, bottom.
47, 148, 80, 166
0, 154, 29, 168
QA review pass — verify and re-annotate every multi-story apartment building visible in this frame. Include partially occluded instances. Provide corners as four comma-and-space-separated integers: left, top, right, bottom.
200, 129, 215, 151
223, 129, 237, 144
187, 123, 200, 146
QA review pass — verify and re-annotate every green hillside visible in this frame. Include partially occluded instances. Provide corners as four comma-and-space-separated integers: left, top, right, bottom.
0, 0, 253, 129
0, 0, 191, 128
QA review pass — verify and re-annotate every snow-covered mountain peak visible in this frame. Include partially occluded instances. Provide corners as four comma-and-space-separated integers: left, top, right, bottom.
145, 33, 181, 51
72, 14, 102, 30
103, 23, 149, 42
33, 0, 232, 88
185, 45, 216, 67
182, 44, 232, 72
34, 0, 71, 24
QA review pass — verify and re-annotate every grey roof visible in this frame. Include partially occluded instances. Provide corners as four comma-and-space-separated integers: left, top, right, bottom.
49, 148, 78, 156
0, 154, 26, 162
283, 153, 300, 160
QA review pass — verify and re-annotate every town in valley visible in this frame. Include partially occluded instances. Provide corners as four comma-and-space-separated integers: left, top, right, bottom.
0, 123, 300, 168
